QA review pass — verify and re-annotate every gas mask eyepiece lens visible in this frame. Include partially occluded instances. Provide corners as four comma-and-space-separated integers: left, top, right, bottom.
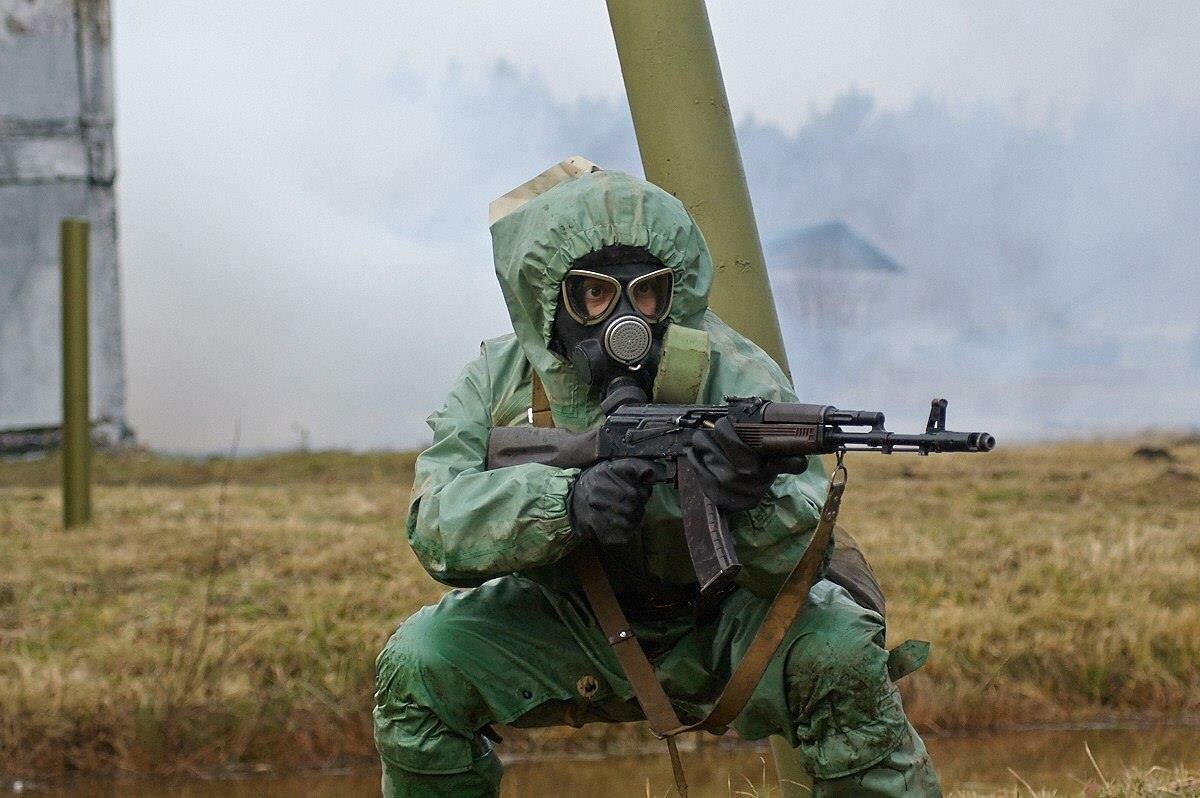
562, 271, 622, 325
561, 267, 674, 326
626, 268, 674, 323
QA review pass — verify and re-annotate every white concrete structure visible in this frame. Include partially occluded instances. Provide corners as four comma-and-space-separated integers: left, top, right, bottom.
0, 0, 129, 451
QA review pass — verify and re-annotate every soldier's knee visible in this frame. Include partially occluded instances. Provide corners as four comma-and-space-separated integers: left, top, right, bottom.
782, 584, 909, 779
374, 608, 489, 776
785, 583, 889, 695
376, 606, 453, 685
786, 623, 888, 700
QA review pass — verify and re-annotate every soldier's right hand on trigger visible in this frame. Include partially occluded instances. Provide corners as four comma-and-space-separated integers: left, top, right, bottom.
568, 458, 659, 547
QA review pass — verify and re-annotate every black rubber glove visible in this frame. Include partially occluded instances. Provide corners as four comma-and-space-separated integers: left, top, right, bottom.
686, 417, 809, 512
568, 458, 662, 547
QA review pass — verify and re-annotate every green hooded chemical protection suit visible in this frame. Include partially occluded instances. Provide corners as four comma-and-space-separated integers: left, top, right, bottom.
374, 170, 941, 796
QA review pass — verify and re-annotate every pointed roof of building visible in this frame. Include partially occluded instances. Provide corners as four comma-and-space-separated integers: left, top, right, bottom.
765, 220, 904, 273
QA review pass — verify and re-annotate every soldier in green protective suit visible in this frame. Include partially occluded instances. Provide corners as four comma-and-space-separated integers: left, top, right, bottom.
374, 164, 941, 796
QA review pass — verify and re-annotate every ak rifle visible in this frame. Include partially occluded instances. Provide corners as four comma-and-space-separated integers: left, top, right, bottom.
487, 388, 995, 613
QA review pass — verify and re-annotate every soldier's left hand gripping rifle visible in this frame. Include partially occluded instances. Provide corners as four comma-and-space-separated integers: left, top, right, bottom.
486, 378, 995, 613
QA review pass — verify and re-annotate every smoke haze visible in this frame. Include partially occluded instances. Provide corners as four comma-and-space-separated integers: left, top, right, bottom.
111, 3, 1200, 452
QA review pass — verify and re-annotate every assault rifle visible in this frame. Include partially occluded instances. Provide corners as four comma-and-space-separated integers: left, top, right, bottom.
487, 383, 994, 613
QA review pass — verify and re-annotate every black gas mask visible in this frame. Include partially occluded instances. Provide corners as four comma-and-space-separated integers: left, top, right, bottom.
551, 246, 674, 395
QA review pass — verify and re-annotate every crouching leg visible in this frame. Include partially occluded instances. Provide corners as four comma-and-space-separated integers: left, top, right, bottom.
372, 577, 635, 797
728, 580, 941, 797
784, 581, 939, 796
373, 606, 503, 798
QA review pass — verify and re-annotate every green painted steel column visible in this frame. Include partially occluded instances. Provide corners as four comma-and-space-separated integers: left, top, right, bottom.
606, 0, 789, 376
61, 218, 92, 528
607, 3, 807, 793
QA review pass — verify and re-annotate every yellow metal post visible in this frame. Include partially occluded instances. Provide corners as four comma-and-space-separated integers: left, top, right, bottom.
606, 0, 788, 375
607, 3, 808, 793
61, 218, 92, 528
609, 0, 787, 376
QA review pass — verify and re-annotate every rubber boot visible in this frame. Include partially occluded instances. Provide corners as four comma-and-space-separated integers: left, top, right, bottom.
380, 752, 502, 798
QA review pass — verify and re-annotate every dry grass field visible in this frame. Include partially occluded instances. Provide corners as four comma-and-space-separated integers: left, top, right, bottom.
948, 766, 1200, 798
1, 438, 1198, 777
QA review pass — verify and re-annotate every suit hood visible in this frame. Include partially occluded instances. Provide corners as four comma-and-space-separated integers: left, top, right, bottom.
489, 170, 714, 428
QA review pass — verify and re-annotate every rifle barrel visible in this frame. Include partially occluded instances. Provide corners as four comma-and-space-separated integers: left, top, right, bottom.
828, 429, 995, 453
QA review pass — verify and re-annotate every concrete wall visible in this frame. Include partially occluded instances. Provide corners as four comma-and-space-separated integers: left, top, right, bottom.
0, 0, 129, 448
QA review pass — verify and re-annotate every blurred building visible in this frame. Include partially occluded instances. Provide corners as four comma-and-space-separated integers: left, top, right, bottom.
0, 0, 129, 453
766, 220, 904, 329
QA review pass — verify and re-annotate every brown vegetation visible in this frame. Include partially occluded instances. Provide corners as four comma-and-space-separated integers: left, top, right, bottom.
1, 438, 1198, 777
860, 438, 1200, 734
946, 765, 1200, 798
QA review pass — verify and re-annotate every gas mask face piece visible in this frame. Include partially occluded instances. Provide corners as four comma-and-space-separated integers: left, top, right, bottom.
552, 252, 674, 394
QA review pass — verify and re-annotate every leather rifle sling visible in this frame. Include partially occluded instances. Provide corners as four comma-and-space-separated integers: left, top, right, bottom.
528, 375, 686, 734
528, 373, 848, 791
528, 374, 690, 794
684, 458, 846, 734
530, 370, 554, 428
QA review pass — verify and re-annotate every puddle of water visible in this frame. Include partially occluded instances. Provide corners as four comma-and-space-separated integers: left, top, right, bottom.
14, 726, 1199, 796
928, 726, 1200, 794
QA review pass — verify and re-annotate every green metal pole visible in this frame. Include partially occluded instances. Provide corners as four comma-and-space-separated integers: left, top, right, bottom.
606, 0, 788, 376
61, 218, 92, 528
606, 3, 807, 793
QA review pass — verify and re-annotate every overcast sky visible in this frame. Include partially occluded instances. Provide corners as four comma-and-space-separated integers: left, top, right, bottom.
111, 2, 1200, 452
